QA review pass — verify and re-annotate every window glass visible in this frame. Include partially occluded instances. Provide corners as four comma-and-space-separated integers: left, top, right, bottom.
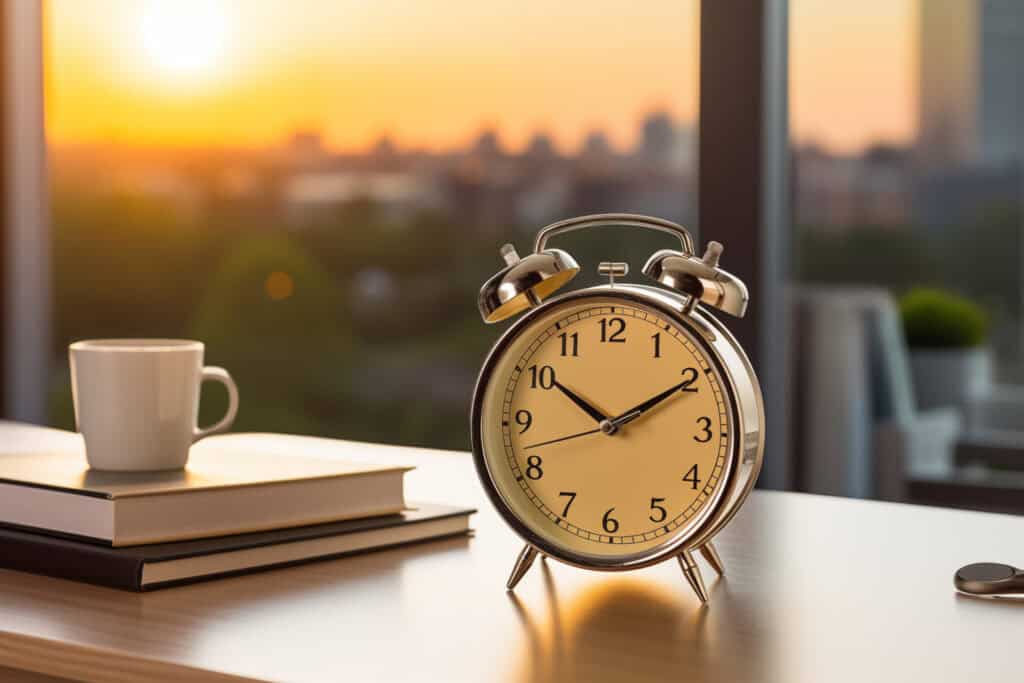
790, 1, 1024, 509
792, 1, 1024, 379
45, 0, 699, 448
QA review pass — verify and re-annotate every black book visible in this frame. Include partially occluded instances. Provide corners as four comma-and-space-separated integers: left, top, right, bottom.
0, 503, 474, 591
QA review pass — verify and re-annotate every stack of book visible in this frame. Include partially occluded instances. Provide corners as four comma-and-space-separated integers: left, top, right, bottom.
0, 426, 474, 591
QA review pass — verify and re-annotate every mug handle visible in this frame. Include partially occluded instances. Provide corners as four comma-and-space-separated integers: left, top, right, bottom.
193, 366, 239, 443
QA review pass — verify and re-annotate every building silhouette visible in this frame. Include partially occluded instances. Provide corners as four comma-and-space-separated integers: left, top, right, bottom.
918, 0, 1024, 169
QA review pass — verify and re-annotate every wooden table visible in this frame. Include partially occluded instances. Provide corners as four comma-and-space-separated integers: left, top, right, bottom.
1, 444, 1022, 682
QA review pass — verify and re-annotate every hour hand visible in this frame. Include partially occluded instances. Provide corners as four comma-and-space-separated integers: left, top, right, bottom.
552, 380, 608, 423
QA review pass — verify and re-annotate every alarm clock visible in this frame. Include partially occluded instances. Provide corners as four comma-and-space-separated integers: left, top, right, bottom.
470, 214, 764, 603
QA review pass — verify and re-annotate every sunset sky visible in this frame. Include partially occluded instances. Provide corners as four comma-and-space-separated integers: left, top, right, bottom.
45, 0, 915, 154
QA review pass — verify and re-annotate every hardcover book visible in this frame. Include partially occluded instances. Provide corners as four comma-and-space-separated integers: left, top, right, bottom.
0, 430, 413, 546
0, 503, 474, 591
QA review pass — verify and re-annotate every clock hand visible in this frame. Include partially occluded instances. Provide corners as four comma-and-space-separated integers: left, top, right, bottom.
523, 427, 602, 450
608, 378, 696, 430
552, 380, 608, 422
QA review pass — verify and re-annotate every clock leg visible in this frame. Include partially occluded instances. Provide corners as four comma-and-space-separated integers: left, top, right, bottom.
506, 544, 539, 591
678, 549, 709, 604
699, 541, 725, 576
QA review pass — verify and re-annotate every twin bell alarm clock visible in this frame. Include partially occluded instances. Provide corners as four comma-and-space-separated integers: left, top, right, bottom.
470, 213, 764, 603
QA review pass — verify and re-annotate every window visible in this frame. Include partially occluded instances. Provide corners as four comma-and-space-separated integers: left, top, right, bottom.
44, 0, 700, 449
792, 1, 1024, 377
789, 1, 1024, 510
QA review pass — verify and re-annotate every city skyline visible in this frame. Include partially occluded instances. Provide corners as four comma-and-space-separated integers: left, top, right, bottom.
49, 110, 696, 158
46, 0, 915, 154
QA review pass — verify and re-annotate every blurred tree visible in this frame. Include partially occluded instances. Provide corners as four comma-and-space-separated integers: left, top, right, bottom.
52, 188, 227, 351
796, 224, 939, 292
297, 203, 497, 341
191, 233, 352, 435
795, 207, 1024, 374
943, 203, 1021, 323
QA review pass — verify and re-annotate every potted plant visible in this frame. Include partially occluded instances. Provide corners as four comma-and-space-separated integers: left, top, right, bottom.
900, 288, 990, 412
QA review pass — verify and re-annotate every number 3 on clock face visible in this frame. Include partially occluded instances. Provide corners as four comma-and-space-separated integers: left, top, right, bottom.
475, 295, 735, 561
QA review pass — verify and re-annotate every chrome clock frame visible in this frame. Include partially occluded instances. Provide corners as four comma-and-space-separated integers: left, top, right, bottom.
471, 283, 764, 601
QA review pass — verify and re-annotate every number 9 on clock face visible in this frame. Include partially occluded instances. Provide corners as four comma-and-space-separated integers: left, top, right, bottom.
473, 294, 737, 564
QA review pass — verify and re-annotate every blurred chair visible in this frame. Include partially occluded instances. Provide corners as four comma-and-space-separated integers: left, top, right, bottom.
789, 288, 961, 501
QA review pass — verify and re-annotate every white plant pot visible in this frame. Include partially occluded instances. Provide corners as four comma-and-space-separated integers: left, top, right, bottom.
909, 346, 991, 412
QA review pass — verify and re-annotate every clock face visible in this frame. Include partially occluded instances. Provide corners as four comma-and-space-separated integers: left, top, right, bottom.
475, 293, 735, 562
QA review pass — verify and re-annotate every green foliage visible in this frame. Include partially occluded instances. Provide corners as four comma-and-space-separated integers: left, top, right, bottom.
900, 288, 988, 349
191, 233, 353, 434
796, 225, 938, 291
45, 163, 1024, 448
192, 233, 348, 353
47, 185, 492, 450
52, 189, 227, 348
942, 203, 1021, 323
796, 210, 1019, 354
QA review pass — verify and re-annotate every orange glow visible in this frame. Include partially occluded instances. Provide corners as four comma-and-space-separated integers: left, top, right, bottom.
790, 0, 915, 152
265, 272, 295, 301
45, 0, 914, 153
44, 0, 699, 152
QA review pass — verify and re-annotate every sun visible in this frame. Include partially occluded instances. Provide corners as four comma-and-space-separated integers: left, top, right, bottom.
139, 0, 230, 81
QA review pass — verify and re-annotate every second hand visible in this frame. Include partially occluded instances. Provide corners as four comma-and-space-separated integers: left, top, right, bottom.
523, 427, 602, 450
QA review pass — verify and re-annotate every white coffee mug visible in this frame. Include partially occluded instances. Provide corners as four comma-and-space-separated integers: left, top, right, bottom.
70, 339, 239, 471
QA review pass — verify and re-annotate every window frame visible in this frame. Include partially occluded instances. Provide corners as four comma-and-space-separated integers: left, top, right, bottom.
0, 1, 7, 417
699, 0, 791, 489
1, 0, 51, 424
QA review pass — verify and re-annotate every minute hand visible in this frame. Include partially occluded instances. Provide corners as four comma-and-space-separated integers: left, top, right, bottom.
609, 379, 694, 429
